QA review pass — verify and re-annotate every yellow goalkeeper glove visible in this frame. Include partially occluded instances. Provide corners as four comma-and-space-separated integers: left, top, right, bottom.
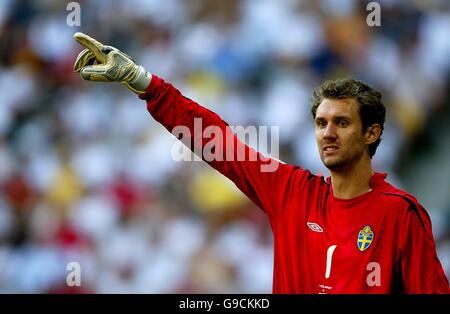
73, 32, 152, 95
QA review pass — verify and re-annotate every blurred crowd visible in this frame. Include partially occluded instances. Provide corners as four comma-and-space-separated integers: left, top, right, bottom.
0, 0, 449, 293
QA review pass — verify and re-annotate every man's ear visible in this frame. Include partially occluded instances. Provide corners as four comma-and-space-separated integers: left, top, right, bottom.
364, 124, 381, 145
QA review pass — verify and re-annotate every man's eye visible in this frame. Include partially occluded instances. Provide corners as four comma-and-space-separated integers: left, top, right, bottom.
316, 121, 326, 128
338, 120, 348, 127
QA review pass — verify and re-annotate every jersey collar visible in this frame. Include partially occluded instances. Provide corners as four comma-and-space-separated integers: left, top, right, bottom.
325, 172, 388, 190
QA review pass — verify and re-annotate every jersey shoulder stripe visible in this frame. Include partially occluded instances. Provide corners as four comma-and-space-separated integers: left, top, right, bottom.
378, 191, 426, 230
375, 178, 427, 231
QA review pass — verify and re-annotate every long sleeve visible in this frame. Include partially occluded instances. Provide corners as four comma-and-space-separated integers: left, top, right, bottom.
398, 202, 449, 293
139, 75, 314, 220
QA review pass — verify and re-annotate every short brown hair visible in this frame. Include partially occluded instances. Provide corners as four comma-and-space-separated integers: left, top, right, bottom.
310, 78, 386, 158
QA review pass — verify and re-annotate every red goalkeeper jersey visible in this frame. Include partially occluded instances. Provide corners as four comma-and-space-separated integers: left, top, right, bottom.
140, 75, 449, 294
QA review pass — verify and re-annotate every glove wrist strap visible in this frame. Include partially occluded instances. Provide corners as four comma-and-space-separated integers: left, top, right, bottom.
124, 66, 152, 95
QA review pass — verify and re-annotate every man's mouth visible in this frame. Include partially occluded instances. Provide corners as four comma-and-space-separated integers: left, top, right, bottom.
323, 145, 339, 154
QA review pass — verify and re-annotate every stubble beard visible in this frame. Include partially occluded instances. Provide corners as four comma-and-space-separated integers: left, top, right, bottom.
321, 148, 365, 172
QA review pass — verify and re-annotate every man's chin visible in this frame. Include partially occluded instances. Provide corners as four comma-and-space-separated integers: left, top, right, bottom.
322, 157, 346, 171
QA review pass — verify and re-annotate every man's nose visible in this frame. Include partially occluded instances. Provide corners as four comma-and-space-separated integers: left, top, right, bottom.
323, 123, 337, 139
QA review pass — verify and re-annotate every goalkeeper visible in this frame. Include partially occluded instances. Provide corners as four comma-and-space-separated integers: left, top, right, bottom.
73, 32, 449, 294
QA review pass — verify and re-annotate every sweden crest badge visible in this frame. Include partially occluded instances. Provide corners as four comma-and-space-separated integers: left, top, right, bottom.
357, 225, 374, 252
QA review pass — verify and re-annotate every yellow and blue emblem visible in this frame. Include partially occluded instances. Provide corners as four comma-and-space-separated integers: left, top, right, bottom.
357, 225, 374, 252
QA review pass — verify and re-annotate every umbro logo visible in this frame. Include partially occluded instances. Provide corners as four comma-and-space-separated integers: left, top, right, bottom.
307, 222, 323, 232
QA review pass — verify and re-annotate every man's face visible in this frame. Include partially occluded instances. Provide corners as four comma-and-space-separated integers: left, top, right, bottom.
315, 98, 368, 171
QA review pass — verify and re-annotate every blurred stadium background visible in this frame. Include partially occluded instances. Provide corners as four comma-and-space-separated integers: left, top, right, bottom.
0, 0, 449, 293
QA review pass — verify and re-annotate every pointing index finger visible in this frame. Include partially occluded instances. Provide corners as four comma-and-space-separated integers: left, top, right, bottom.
73, 32, 106, 63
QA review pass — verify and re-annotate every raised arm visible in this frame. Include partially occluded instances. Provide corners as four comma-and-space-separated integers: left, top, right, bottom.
73, 32, 314, 219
